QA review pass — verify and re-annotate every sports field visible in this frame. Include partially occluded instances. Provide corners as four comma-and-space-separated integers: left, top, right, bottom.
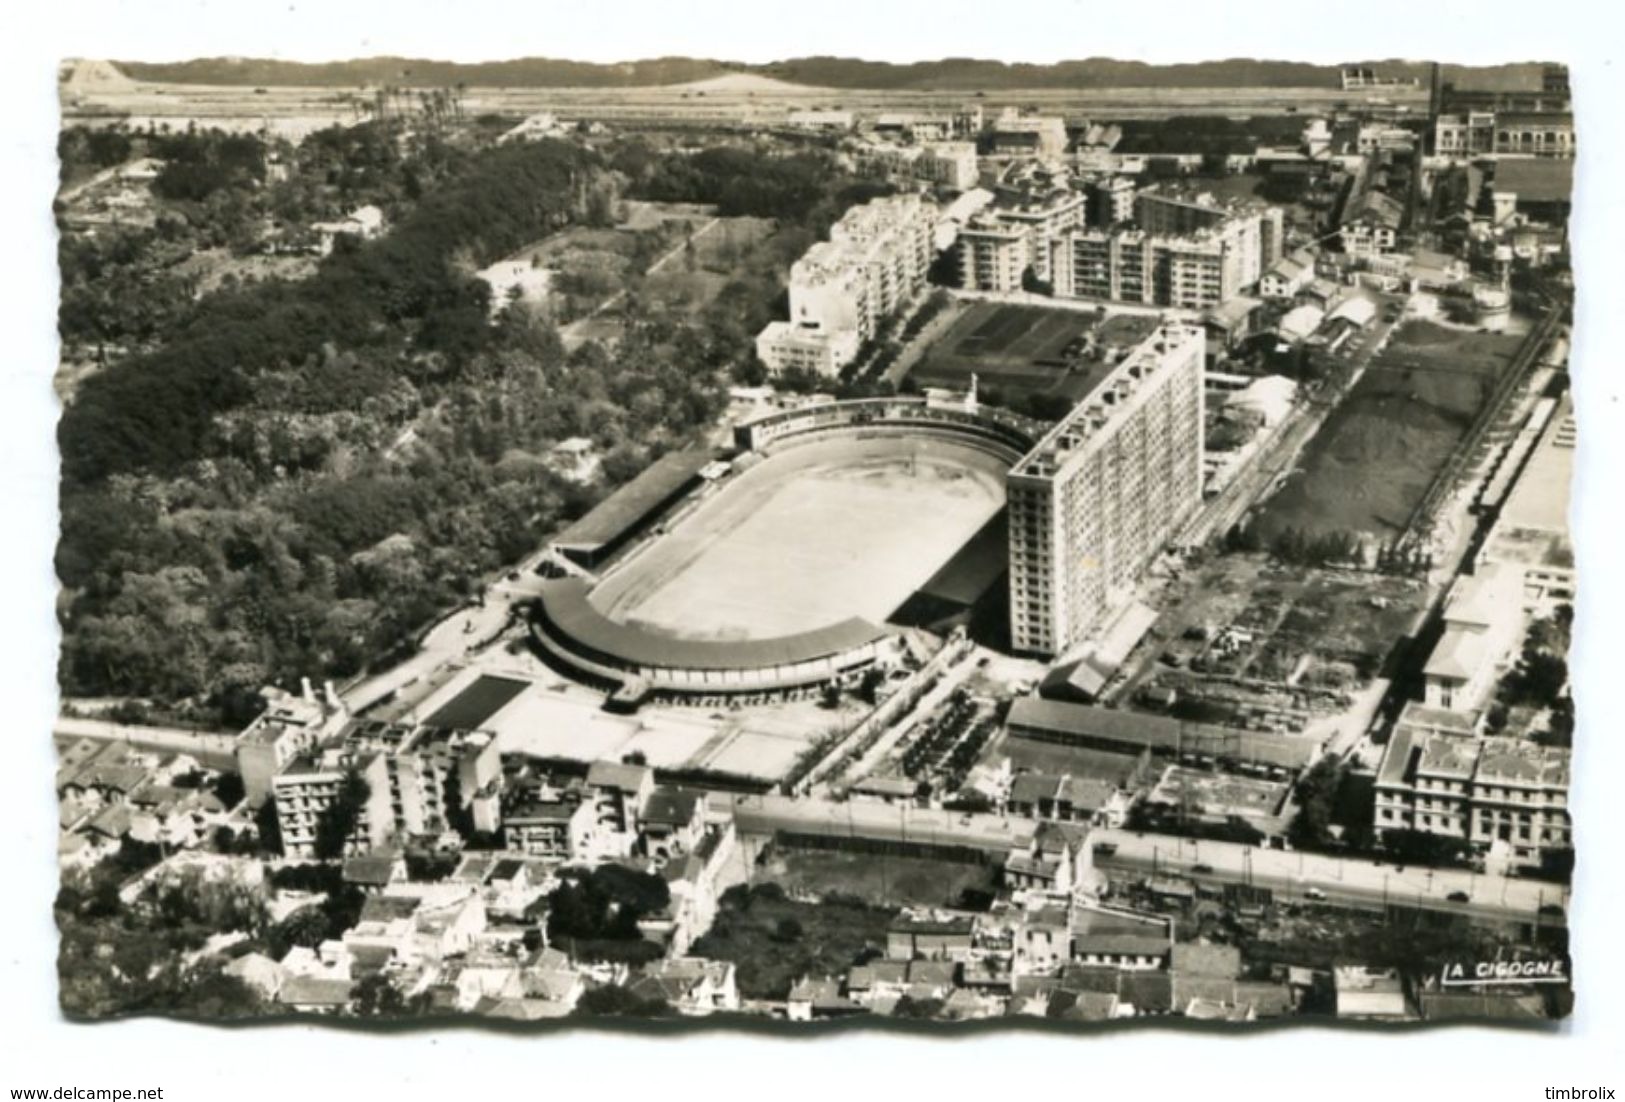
1149, 765, 1291, 820
913, 302, 1157, 406
589, 435, 1007, 641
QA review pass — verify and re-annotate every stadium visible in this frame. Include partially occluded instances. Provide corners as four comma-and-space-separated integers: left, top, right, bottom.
530, 397, 1046, 705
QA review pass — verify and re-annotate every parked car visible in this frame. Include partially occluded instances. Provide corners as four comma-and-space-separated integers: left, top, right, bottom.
1447, 890, 1470, 903
1304, 887, 1328, 901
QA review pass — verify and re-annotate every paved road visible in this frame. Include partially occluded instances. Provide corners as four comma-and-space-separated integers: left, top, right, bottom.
54, 716, 238, 772
1092, 828, 1568, 921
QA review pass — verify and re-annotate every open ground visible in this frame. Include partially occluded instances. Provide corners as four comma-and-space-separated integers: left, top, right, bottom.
1255, 319, 1524, 541
912, 301, 1158, 406
1148, 765, 1292, 819
751, 843, 998, 909
590, 435, 1008, 641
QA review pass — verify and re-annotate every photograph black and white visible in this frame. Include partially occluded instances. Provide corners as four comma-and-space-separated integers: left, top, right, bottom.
41, 38, 1586, 1035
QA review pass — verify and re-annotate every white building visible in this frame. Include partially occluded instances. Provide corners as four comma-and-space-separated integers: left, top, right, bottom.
755, 193, 936, 376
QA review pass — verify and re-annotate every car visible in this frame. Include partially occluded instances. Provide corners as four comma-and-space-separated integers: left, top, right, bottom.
1304, 887, 1328, 901
1192, 863, 1214, 874
1447, 890, 1470, 903
1539, 903, 1566, 919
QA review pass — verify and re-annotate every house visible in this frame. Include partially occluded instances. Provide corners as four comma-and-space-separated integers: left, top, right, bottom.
311, 205, 385, 255
1013, 904, 1072, 974
886, 913, 975, 962
630, 958, 739, 1015
786, 977, 862, 1021
1260, 250, 1315, 299
1007, 773, 1126, 827
504, 794, 595, 862
585, 760, 656, 856
278, 975, 354, 1014
1004, 820, 1096, 896
1071, 905, 1174, 970
846, 960, 911, 1006
1341, 191, 1404, 257
640, 787, 705, 859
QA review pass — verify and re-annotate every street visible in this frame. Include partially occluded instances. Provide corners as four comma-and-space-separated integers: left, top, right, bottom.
1092, 828, 1568, 922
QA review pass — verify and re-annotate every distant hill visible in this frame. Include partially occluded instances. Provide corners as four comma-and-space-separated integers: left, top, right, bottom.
104, 55, 1555, 92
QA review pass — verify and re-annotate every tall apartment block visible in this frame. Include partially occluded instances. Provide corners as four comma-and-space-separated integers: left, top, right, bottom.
271, 717, 502, 858
1006, 324, 1205, 657
756, 193, 936, 375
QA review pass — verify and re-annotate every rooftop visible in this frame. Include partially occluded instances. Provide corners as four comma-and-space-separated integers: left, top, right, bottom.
536, 576, 890, 672
551, 449, 714, 552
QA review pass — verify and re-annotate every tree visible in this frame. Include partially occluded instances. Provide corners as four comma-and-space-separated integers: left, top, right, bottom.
574, 984, 673, 1018
353, 972, 409, 1017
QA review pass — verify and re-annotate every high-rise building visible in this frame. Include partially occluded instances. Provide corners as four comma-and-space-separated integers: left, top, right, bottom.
1006, 324, 1205, 657
756, 193, 936, 375
271, 718, 501, 858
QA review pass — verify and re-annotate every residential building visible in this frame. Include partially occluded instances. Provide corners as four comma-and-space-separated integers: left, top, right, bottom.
640, 786, 705, 859
956, 220, 1031, 291
1374, 702, 1571, 870
1260, 250, 1315, 300
886, 913, 976, 962
503, 794, 595, 861
1341, 191, 1404, 257
1089, 175, 1138, 227
1493, 113, 1576, 159
236, 683, 349, 806
630, 958, 740, 1015
1049, 193, 1282, 309
1007, 772, 1128, 827
756, 193, 936, 376
270, 717, 499, 859
584, 758, 655, 857
989, 109, 1069, 159
1434, 112, 1498, 158
1006, 324, 1205, 656
787, 109, 854, 132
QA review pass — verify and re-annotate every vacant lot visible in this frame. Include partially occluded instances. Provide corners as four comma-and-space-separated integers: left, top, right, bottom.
1256, 320, 1522, 540
912, 302, 1156, 406
1149, 766, 1291, 819
759, 848, 997, 909
690, 884, 895, 999
590, 435, 1007, 641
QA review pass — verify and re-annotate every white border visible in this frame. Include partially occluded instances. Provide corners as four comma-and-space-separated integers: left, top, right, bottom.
3, 3, 1621, 1099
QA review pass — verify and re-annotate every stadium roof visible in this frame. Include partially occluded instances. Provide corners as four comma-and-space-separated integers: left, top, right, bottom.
550, 449, 713, 552
536, 577, 890, 672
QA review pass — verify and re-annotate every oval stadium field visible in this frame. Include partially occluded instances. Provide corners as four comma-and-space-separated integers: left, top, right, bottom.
587, 433, 1007, 643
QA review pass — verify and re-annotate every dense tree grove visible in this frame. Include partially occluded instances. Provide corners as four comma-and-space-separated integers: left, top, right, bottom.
56, 129, 853, 723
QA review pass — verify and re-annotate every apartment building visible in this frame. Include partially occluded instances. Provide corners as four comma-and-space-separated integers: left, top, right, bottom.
955, 188, 1086, 289
956, 221, 1031, 291
271, 718, 501, 859
756, 193, 936, 375
1435, 109, 1575, 160
853, 140, 979, 191
1434, 112, 1498, 158
1045, 190, 1281, 310
1007, 324, 1205, 656
1374, 702, 1571, 871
